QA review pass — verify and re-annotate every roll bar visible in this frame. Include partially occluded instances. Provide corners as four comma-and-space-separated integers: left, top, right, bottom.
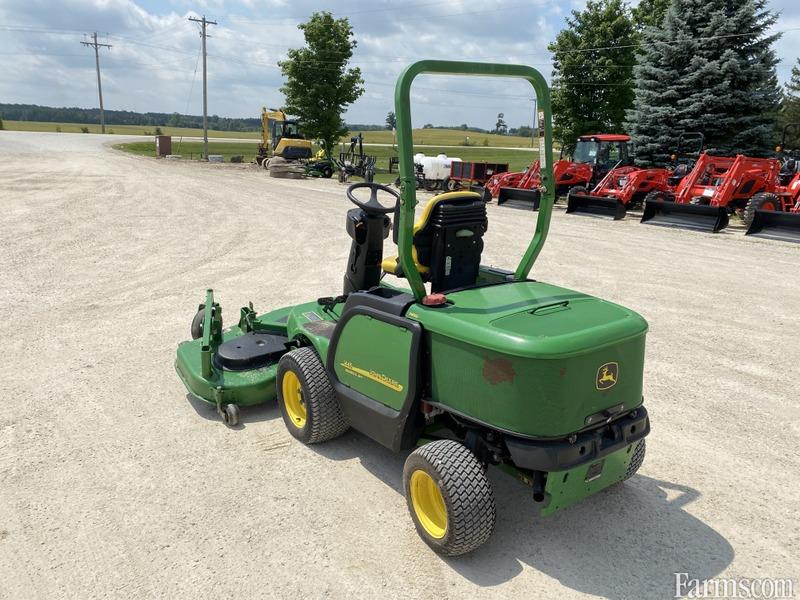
394, 60, 554, 300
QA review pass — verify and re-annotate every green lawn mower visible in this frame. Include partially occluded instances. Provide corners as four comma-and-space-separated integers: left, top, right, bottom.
175, 60, 650, 556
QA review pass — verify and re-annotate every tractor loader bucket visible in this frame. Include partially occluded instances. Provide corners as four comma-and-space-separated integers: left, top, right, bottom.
468, 184, 491, 202
641, 200, 729, 233
745, 209, 800, 242
566, 192, 627, 220
497, 187, 541, 209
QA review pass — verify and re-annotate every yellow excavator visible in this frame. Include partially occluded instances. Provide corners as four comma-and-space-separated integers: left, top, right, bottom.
255, 108, 313, 167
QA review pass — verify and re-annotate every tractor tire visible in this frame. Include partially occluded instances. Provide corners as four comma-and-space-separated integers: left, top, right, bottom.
742, 192, 781, 228
322, 166, 333, 178
623, 439, 646, 481
567, 185, 588, 200
643, 189, 672, 204
424, 179, 439, 192
403, 440, 496, 556
277, 347, 349, 444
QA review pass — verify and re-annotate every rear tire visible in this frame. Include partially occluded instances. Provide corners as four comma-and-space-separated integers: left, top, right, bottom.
743, 192, 781, 228
403, 440, 496, 556
623, 439, 646, 481
322, 166, 333, 178
277, 347, 349, 444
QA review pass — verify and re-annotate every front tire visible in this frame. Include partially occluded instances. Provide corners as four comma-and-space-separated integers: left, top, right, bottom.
743, 192, 781, 228
277, 347, 349, 444
403, 440, 496, 556
644, 189, 672, 204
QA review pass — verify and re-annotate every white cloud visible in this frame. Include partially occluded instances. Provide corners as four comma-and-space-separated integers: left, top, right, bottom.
0, 0, 797, 128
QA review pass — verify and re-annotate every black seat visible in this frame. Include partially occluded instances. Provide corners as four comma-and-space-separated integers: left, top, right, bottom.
382, 191, 487, 292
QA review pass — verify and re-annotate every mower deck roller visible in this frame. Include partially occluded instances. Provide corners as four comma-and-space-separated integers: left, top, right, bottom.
745, 209, 800, 241
641, 199, 729, 233
497, 187, 541, 209
566, 192, 627, 220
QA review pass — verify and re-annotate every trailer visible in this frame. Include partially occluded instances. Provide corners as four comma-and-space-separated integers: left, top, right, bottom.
445, 161, 508, 191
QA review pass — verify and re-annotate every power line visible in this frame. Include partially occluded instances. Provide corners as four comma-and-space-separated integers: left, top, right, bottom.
80, 32, 112, 133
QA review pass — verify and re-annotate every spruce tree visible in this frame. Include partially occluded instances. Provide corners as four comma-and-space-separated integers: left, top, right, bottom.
549, 0, 637, 152
627, 0, 782, 165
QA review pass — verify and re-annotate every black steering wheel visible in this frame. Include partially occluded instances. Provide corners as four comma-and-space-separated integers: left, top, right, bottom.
346, 182, 401, 215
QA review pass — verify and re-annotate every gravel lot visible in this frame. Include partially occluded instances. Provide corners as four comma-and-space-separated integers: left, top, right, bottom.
0, 131, 797, 599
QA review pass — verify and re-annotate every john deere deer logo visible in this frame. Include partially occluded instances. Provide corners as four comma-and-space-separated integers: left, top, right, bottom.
596, 362, 618, 390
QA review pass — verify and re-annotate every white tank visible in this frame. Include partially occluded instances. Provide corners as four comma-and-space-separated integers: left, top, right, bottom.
413, 153, 462, 181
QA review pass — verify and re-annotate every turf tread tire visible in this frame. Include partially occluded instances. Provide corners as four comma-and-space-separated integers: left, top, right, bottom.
277, 347, 349, 444
403, 440, 496, 556
623, 439, 646, 481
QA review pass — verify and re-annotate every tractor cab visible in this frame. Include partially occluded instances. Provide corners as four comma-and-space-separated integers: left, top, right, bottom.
568, 134, 632, 177
776, 124, 800, 186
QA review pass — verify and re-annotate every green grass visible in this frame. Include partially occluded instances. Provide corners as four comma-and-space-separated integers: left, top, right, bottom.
3, 120, 533, 147
114, 140, 262, 161
353, 129, 535, 148
2, 120, 260, 138
114, 140, 538, 180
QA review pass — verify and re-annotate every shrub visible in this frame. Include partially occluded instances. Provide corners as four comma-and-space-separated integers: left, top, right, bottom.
154, 127, 163, 136
56, 126, 61, 133
80, 126, 89, 133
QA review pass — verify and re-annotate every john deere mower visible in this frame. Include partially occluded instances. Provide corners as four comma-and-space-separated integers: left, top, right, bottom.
175, 61, 651, 556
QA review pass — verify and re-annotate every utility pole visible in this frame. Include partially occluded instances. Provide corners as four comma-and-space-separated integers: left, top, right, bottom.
81, 33, 112, 133
530, 97, 538, 149
188, 15, 216, 159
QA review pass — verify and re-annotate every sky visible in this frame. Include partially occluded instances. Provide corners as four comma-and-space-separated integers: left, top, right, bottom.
0, 0, 798, 130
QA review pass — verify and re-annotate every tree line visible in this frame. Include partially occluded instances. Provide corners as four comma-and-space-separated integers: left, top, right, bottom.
0, 103, 263, 132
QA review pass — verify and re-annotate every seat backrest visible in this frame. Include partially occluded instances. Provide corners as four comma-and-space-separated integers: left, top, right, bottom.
412, 192, 487, 292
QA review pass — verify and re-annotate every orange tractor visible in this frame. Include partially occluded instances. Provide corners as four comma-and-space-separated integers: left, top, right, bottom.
484, 134, 631, 207
745, 124, 800, 240
566, 133, 705, 220
641, 152, 782, 233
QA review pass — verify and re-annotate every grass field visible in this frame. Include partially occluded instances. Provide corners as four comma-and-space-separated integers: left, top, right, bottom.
1, 120, 260, 138
114, 140, 539, 183
2, 120, 534, 147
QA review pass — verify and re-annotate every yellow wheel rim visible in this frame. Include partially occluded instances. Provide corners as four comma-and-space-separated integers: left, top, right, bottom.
409, 470, 448, 539
282, 370, 306, 428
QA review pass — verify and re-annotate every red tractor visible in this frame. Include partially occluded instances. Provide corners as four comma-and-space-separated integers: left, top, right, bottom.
484, 133, 631, 207
641, 152, 782, 233
745, 124, 800, 240
565, 133, 704, 220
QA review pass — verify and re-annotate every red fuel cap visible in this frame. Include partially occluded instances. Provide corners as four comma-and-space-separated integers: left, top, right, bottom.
422, 293, 448, 306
